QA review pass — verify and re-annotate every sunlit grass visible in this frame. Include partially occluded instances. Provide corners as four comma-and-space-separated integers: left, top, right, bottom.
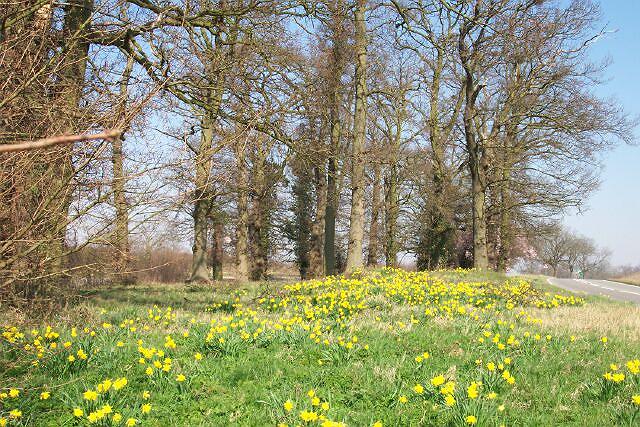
1, 269, 639, 426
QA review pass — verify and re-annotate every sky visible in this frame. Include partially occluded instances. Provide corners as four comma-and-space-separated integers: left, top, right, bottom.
562, 1, 640, 266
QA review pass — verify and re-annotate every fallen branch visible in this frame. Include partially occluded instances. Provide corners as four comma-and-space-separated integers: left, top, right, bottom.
0, 130, 121, 153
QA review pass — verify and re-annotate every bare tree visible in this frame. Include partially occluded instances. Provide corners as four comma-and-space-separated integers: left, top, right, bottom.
534, 225, 571, 277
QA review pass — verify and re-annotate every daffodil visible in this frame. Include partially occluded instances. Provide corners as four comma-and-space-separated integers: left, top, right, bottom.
113, 377, 128, 390
83, 389, 98, 401
444, 394, 456, 406
284, 400, 294, 412
300, 410, 319, 422
431, 375, 445, 387
467, 382, 480, 399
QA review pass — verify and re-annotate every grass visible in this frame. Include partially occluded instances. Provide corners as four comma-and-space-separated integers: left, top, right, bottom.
1, 268, 640, 426
612, 273, 640, 287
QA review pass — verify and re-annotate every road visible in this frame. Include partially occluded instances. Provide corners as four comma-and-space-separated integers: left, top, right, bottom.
547, 277, 640, 305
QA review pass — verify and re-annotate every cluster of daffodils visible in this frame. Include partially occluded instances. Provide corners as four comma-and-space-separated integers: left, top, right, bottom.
205, 290, 247, 313
148, 306, 176, 325
602, 359, 640, 383
75, 376, 135, 424
259, 270, 583, 329
1, 309, 181, 370
409, 372, 498, 425
279, 389, 345, 427
600, 359, 640, 406
0, 389, 23, 424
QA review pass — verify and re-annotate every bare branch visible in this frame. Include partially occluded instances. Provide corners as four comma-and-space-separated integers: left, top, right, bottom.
0, 130, 121, 153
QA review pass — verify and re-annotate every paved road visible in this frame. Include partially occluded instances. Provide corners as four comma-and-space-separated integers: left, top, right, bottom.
547, 277, 640, 305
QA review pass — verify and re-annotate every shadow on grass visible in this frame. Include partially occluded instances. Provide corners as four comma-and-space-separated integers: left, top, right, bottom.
77, 284, 216, 312
75, 280, 273, 313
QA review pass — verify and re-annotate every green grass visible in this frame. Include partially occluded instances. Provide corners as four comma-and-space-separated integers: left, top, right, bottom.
1, 269, 639, 426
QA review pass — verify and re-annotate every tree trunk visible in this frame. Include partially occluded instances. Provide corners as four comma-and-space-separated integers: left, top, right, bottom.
210, 221, 224, 280
309, 164, 327, 277
249, 200, 268, 281
190, 199, 211, 282
324, 155, 338, 275
235, 143, 250, 282
189, 2, 228, 282
496, 164, 511, 273
419, 46, 458, 270
460, 36, 489, 269
189, 113, 215, 282
384, 163, 398, 267
345, 0, 368, 274
383, 96, 406, 269
248, 148, 269, 281
367, 162, 381, 266
112, 135, 130, 279
496, 83, 519, 273
111, 58, 133, 283
323, 18, 345, 276
470, 167, 489, 269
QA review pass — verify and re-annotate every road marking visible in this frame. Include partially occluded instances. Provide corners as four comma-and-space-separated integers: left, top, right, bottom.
546, 277, 640, 302
601, 279, 640, 291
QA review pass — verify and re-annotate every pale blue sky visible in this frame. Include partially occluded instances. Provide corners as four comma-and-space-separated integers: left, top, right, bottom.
563, 1, 640, 266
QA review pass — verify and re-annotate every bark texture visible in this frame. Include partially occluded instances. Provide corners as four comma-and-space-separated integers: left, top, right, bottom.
309, 163, 327, 277
367, 162, 381, 266
345, 0, 368, 274
235, 143, 250, 282
189, 113, 215, 282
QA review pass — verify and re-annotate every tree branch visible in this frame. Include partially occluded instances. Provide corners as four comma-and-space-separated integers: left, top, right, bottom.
0, 130, 121, 153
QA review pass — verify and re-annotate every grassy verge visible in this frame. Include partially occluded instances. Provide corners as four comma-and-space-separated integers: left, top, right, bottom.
611, 273, 640, 287
2, 269, 639, 426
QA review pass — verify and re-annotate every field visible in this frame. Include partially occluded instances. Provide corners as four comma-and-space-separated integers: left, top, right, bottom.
2, 269, 640, 426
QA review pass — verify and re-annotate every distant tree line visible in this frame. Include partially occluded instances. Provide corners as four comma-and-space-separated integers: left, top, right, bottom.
528, 225, 611, 278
